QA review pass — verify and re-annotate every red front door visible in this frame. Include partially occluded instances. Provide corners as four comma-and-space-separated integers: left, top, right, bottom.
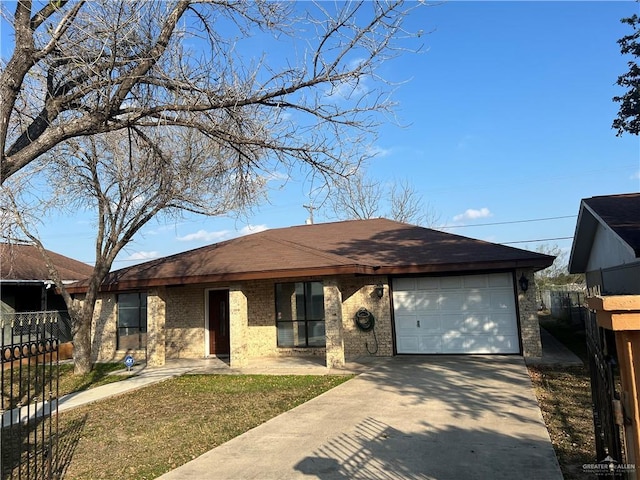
208, 290, 230, 355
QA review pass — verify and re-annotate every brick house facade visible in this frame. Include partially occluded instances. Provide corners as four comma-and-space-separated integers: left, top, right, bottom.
71, 219, 552, 368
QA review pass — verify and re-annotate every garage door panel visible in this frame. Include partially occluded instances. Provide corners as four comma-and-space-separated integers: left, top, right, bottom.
417, 315, 443, 334
393, 273, 519, 354
395, 294, 442, 314
396, 335, 420, 353
463, 275, 488, 288
491, 292, 515, 310
438, 292, 466, 310
397, 334, 442, 354
444, 314, 484, 334
442, 334, 519, 354
463, 292, 489, 310
398, 314, 442, 334
440, 276, 463, 289
414, 293, 442, 313
443, 313, 517, 334
416, 277, 440, 290
393, 292, 416, 313
393, 278, 416, 291
395, 314, 420, 333
489, 273, 512, 287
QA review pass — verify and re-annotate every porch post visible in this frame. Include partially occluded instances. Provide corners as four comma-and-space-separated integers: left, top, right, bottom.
324, 279, 345, 369
146, 287, 166, 367
229, 285, 248, 368
588, 295, 640, 477
517, 268, 542, 357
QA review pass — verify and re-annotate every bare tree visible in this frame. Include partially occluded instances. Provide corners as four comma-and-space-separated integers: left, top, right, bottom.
4, 127, 269, 372
534, 244, 584, 291
1, 0, 421, 183
326, 171, 385, 221
389, 178, 439, 226
1, 1, 423, 372
325, 173, 440, 226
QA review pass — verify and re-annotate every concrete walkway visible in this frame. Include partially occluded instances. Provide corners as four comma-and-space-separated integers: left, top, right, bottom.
158, 356, 564, 480
4, 328, 581, 478
527, 327, 584, 366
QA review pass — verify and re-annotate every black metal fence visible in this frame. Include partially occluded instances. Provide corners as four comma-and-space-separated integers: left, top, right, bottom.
585, 309, 627, 467
1, 311, 61, 479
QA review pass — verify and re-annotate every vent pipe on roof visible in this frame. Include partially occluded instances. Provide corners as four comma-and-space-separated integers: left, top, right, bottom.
303, 204, 315, 224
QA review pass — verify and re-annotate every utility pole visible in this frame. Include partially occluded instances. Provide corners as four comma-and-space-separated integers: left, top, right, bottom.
303, 204, 316, 225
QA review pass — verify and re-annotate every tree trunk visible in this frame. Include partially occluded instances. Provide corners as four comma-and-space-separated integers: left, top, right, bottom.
73, 317, 92, 375
72, 296, 97, 375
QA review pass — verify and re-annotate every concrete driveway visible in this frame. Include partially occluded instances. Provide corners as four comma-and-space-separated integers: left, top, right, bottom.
158, 356, 562, 480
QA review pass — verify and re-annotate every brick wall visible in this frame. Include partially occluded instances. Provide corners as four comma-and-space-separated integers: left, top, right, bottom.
91, 293, 118, 362
164, 286, 206, 359
244, 280, 276, 358
516, 268, 543, 357
147, 288, 166, 366
339, 276, 393, 359
89, 269, 541, 365
236, 276, 393, 366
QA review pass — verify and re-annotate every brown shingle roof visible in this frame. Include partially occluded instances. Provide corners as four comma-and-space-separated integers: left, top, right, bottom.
71, 218, 553, 292
0, 243, 94, 282
584, 193, 640, 256
569, 192, 640, 273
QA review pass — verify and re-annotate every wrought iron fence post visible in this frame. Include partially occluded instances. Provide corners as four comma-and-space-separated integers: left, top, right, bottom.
1, 311, 60, 479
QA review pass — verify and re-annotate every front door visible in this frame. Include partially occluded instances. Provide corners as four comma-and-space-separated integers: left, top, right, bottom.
208, 290, 230, 356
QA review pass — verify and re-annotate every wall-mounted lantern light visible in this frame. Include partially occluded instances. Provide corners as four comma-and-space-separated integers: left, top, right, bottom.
518, 273, 529, 293
375, 282, 384, 299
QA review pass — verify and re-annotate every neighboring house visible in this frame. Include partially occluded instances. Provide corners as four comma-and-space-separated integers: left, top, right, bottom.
67, 218, 554, 368
568, 192, 640, 294
568, 192, 640, 468
1, 243, 94, 345
0, 243, 94, 314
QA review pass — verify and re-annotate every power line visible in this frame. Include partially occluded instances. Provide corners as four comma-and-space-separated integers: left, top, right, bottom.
501, 236, 575, 245
439, 215, 577, 229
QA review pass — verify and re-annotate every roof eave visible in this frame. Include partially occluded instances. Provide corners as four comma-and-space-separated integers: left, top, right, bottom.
376, 257, 555, 276
66, 264, 379, 294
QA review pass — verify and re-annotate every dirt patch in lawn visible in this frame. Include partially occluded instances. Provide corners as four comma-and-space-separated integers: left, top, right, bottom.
529, 364, 596, 480
54, 374, 352, 480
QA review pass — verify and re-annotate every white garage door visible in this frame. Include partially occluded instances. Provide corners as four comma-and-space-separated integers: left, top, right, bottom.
393, 273, 519, 354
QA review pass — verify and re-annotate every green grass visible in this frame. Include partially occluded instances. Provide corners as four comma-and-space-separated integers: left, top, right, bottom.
54, 374, 353, 480
2, 362, 127, 410
58, 363, 130, 396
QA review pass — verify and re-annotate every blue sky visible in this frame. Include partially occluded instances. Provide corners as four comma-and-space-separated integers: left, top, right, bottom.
2, 1, 639, 269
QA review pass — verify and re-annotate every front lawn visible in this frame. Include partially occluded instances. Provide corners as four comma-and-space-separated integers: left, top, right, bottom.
54, 374, 352, 479
2, 362, 128, 410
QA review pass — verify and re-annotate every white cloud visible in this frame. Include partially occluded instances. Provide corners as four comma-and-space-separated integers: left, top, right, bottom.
453, 208, 492, 222
177, 229, 230, 242
324, 60, 370, 101
368, 145, 392, 158
631, 170, 640, 180
177, 224, 269, 243
239, 224, 268, 235
126, 251, 160, 261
